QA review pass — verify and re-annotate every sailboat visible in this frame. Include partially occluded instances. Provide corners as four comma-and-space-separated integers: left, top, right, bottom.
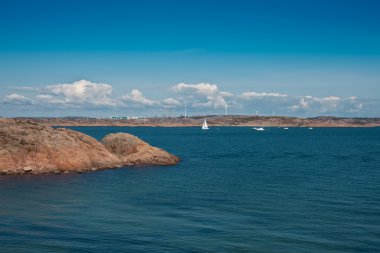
202, 119, 209, 130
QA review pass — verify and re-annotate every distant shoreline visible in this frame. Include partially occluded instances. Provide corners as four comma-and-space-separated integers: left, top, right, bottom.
5, 116, 380, 127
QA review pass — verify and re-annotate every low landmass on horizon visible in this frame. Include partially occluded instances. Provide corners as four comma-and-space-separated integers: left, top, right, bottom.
6, 115, 380, 127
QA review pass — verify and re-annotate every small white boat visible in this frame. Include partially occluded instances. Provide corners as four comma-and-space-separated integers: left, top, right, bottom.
202, 119, 209, 130
255, 127, 264, 131
284, 127, 289, 130
309, 127, 313, 130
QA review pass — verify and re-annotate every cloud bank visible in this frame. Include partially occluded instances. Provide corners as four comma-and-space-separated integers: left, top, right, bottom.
1, 80, 378, 117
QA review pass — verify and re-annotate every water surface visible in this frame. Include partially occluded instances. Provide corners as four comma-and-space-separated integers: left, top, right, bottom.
1, 127, 380, 252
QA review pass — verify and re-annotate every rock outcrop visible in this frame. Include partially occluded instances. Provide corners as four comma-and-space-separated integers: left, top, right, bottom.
102, 133, 179, 166
0, 119, 179, 175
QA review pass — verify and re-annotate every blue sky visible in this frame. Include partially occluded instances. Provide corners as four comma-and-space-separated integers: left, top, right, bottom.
0, 0, 379, 117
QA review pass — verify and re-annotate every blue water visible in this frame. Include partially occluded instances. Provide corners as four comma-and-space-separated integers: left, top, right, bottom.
1, 127, 380, 252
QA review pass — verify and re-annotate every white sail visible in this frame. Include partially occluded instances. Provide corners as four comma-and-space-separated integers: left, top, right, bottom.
202, 119, 209, 130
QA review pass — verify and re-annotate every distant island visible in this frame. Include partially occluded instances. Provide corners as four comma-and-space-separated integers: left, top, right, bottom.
9, 115, 380, 127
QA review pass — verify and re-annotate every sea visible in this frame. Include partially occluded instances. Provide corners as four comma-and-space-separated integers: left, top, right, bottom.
0, 126, 379, 253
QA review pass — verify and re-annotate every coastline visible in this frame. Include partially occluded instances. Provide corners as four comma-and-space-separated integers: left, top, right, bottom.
9, 115, 380, 128
0, 119, 179, 175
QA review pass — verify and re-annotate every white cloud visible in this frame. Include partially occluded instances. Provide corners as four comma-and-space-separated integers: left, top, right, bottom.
36, 94, 66, 105
240, 91, 288, 99
171, 82, 219, 95
2, 93, 33, 105
121, 89, 158, 107
291, 97, 310, 111
162, 97, 181, 107
15, 86, 40, 92
289, 95, 367, 115
315, 96, 341, 111
291, 96, 334, 113
220, 91, 234, 97
39, 80, 118, 107
171, 82, 227, 108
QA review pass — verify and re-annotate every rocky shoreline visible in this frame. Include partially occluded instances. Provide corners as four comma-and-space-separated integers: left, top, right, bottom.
0, 119, 179, 175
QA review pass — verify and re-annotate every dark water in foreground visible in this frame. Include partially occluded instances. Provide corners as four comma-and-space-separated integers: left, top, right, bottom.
1, 127, 380, 252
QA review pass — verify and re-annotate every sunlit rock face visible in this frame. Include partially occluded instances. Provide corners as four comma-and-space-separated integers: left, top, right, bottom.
0, 119, 179, 175
102, 133, 180, 166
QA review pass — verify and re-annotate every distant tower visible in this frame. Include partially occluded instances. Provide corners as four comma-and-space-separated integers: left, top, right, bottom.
168, 103, 173, 118
224, 101, 231, 116
184, 101, 187, 119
